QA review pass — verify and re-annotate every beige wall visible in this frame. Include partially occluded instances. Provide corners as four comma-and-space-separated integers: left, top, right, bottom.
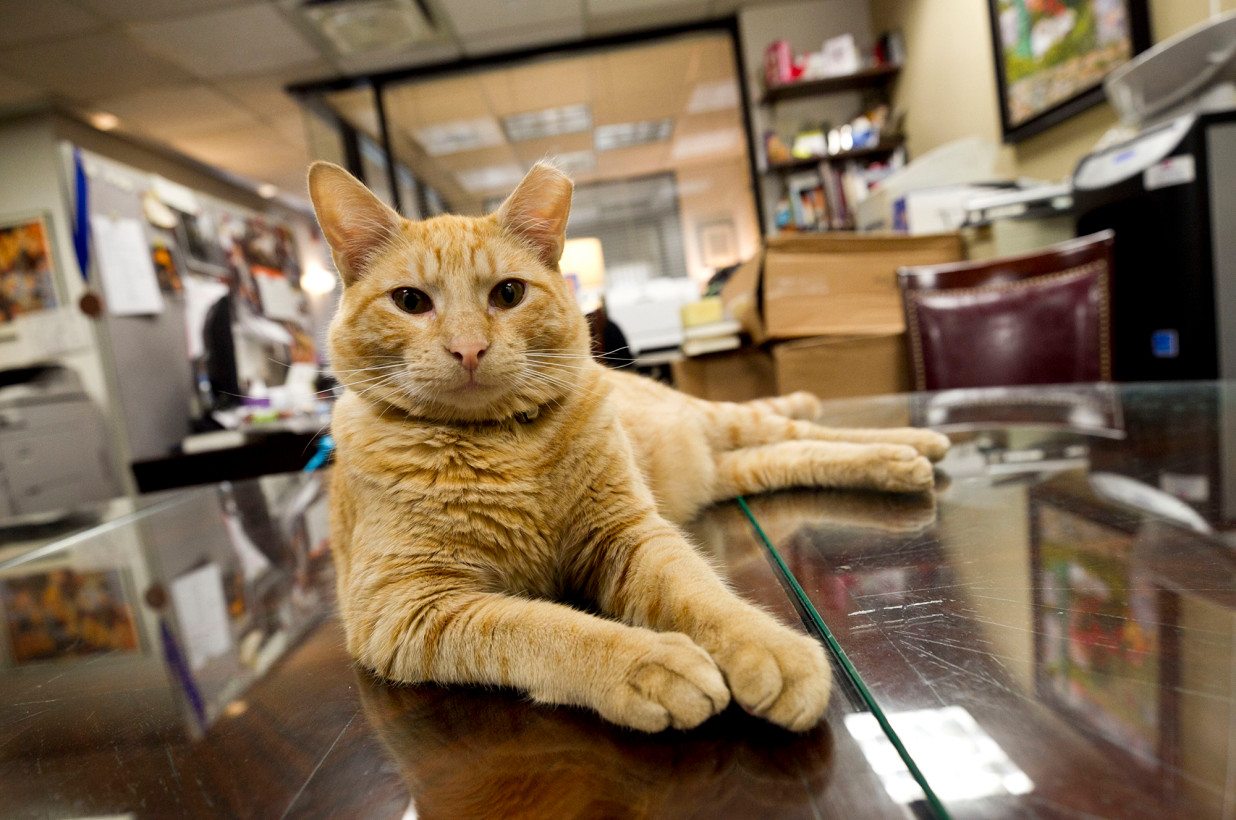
870, 0, 1236, 183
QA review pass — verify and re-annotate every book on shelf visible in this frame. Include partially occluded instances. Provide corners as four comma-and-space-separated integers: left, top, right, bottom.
680, 318, 743, 358
682, 334, 742, 358
779, 153, 902, 232
683, 318, 742, 340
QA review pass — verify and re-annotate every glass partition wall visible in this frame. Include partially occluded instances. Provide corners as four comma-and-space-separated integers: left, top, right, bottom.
295, 29, 761, 358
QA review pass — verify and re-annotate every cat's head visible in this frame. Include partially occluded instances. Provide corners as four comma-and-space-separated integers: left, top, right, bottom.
309, 161, 591, 423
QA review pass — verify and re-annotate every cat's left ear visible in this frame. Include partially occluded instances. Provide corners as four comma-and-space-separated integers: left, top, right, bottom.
495, 162, 573, 267
308, 161, 402, 286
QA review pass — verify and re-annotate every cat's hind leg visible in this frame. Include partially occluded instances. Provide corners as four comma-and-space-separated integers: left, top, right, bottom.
712, 440, 935, 497
702, 400, 950, 462
742, 391, 821, 420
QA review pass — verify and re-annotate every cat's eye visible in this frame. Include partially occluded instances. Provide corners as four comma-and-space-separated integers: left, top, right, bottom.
490, 279, 526, 309
391, 287, 433, 315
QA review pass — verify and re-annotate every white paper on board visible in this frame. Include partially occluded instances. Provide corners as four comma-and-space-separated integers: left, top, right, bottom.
169, 562, 233, 671
182, 274, 230, 359
91, 214, 165, 316
152, 175, 202, 215
252, 269, 302, 323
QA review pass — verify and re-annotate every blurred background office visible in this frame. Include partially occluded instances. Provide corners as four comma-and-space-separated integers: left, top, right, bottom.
0, 0, 1232, 507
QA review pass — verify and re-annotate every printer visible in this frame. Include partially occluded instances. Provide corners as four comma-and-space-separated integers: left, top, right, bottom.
1071, 11, 1236, 382
0, 365, 121, 519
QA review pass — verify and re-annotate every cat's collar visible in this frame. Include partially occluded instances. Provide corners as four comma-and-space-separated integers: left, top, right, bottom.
368, 396, 547, 428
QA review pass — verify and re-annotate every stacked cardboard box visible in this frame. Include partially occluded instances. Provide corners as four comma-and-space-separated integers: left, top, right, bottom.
672, 232, 963, 402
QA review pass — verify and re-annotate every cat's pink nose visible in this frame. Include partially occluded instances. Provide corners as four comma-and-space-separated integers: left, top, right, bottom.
449, 340, 488, 372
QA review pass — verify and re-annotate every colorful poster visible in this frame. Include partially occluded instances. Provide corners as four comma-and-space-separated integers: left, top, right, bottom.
0, 215, 58, 324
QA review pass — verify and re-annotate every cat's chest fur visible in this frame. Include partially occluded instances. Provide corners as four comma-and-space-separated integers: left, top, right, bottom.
331, 390, 629, 595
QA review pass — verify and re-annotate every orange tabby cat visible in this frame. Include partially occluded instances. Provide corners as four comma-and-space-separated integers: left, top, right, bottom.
309, 160, 949, 733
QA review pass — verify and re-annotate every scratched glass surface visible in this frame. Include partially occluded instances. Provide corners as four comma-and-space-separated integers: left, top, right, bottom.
0, 470, 909, 819
749, 382, 1236, 819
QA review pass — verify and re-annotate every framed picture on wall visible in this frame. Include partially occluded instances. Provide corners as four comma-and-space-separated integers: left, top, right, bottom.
986, 0, 1152, 143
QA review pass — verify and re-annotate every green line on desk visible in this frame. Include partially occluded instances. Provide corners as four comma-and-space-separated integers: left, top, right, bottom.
737, 496, 951, 820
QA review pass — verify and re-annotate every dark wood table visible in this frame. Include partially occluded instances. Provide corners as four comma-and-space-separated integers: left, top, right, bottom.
3, 382, 1236, 818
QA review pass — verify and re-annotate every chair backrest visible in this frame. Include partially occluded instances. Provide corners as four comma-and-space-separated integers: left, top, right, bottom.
897, 231, 1114, 391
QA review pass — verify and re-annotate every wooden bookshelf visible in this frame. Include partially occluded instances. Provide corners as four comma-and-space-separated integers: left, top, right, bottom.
767, 136, 906, 173
761, 64, 901, 104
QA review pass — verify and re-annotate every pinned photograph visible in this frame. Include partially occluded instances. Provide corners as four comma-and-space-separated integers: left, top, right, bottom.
0, 214, 58, 324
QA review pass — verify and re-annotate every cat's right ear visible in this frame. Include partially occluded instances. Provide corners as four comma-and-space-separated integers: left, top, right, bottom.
308, 161, 402, 287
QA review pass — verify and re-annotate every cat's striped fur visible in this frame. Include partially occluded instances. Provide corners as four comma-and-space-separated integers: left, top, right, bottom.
310, 161, 948, 732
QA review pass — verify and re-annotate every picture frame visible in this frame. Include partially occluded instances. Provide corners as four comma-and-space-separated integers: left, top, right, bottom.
1029, 474, 1180, 773
986, 0, 1152, 143
0, 212, 59, 324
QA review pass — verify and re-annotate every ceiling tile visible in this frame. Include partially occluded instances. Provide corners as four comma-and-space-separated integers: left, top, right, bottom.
0, 30, 195, 101
170, 120, 305, 181
214, 68, 328, 123
99, 84, 261, 140
332, 40, 462, 75
0, 71, 43, 109
460, 19, 585, 57
586, 0, 711, 36
438, 0, 582, 36
478, 58, 591, 118
510, 131, 594, 165
386, 76, 491, 127
0, 0, 104, 45
127, 4, 323, 79
73, 0, 261, 23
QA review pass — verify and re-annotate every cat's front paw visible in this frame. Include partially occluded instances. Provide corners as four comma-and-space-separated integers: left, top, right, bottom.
896, 429, 951, 462
713, 623, 831, 732
604, 632, 730, 732
868, 444, 936, 493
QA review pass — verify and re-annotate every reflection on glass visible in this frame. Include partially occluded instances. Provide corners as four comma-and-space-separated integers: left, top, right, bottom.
752, 384, 1236, 818
846, 707, 1033, 804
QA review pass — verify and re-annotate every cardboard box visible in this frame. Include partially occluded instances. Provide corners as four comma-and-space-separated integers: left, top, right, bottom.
671, 347, 776, 402
772, 333, 911, 400
720, 232, 964, 342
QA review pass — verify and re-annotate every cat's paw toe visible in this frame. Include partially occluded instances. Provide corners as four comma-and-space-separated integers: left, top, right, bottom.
913, 431, 952, 462
873, 445, 935, 493
717, 628, 831, 732
612, 633, 730, 732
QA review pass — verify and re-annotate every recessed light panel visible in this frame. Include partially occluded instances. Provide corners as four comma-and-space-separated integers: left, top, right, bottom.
671, 127, 743, 160
412, 116, 505, 155
687, 80, 740, 114
594, 118, 673, 152
457, 163, 526, 193
502, 104, 592, 142
548, 149, 597, 175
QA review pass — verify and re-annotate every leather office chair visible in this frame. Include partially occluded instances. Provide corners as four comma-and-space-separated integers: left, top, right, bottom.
897, 231, 1114, 391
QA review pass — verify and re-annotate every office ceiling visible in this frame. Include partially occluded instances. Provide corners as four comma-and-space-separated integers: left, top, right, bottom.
325, 33, 750, 213
0, 0, 778, 210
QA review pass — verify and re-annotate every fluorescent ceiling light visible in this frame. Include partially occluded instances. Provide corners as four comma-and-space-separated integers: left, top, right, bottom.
257, 183, 279, 199
299, 0, 438, 56
671, 127, 743, 160
457, 163, 525, 193
549, 150, 597, 175
687, 80, 740, 113
502, 104, 592, 142
594, 119, 673, 152
412, 116, 505, 155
